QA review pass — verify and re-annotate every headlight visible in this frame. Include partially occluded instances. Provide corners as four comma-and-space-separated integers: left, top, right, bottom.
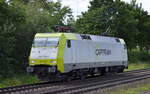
51, 61, 56, 63
32, 61, 36, 63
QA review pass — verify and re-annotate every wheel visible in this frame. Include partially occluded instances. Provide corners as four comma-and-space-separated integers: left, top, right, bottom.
100, 68, 106, 76
79, 71, 87, 80
80, 73, 86, 80
37, 73, 49, 81
89, 68, 95, 77
117, 66, 125, 73
62, 73, 73, 82
66, 77, 73, 82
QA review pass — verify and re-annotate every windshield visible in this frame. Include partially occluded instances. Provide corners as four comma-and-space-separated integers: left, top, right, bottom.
33, 37, 59, 47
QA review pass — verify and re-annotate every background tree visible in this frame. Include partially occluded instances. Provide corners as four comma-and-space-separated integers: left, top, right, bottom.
0, 0, 72, 77
75, 0, 150, 50
76, 0, 116, 35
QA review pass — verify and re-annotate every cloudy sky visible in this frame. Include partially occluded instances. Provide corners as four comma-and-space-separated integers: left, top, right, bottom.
53, 0, 150, 17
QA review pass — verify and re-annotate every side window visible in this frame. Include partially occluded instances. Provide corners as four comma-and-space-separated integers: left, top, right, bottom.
67, 40, 71, 48
81, 35, 91, 40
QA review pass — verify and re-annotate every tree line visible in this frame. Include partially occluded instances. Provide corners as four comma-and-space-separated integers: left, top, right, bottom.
0, 0, 149, 77
76, 0, 150, 50
0, 0, 72, 77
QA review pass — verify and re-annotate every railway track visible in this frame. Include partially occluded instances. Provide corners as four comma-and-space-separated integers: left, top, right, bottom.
1, 68, 150, 94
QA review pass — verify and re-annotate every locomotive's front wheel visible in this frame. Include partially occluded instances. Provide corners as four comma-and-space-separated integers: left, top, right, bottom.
37, 73, 49, 81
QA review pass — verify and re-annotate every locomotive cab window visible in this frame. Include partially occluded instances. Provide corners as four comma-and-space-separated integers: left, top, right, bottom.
33, 38, 47, 47
67, 40, 71, 48
46, 37, 59, 47
33, 37, 59, 47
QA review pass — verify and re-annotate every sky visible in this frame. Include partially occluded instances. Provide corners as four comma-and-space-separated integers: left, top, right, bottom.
53, 0, 150, 18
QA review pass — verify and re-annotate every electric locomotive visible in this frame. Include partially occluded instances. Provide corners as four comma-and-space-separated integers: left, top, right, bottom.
27, 32, 128, 81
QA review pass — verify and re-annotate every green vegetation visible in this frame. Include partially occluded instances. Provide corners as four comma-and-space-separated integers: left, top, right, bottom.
0, 0, 72, 78
76, 0, 150, 50
116, 61, 150, 94
128, 51, 150, 63
110, 82, 150, 94
0, 75, 39, 88
126, 61, 150, 71
126, 50, 150, 71
0, 0, 149, 88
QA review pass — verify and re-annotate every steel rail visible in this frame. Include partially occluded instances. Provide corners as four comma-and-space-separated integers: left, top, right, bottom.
0, 68, 150, 94
0, 81, 62, 94
44, 70, 150, 94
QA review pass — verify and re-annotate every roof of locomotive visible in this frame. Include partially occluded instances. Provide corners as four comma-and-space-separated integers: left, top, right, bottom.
35, 33, 125, 44
35, 33, 77, 40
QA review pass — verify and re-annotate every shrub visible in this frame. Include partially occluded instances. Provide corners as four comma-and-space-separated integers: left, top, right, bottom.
128, 51, 150, 63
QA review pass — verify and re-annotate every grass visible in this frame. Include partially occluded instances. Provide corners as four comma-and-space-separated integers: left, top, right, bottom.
109, 61, 150, 94
125, 61, 150, 71
0, 75, 40, 88
110, 83, 150, 94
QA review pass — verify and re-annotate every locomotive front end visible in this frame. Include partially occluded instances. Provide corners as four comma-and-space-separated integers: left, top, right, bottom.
27, 33, 63, 80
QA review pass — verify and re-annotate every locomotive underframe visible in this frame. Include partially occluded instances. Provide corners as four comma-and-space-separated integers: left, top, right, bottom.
27, 64, 125, 81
